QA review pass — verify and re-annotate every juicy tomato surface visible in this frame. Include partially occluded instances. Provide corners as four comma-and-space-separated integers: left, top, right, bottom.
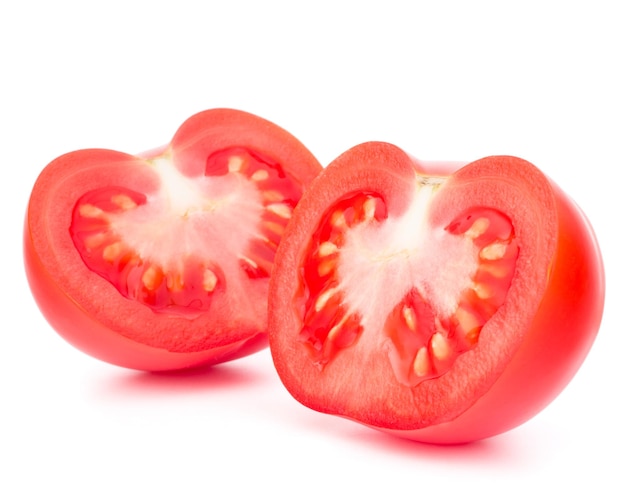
24, 109, 321, 371
268, 141, 604, 444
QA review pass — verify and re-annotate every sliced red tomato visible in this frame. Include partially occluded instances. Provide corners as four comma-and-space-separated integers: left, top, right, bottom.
268, 141, 604, 444
24, 109, 322, 371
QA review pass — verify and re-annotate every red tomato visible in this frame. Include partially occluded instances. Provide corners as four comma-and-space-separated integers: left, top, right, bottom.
268, 141, 604, 444
24, 109, 322, 371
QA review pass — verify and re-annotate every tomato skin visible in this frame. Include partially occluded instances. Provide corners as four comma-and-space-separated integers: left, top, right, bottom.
378, 174, 604, 444
24, 228, 268, 370
268, 141, 604, 444
24, 109, 321, 371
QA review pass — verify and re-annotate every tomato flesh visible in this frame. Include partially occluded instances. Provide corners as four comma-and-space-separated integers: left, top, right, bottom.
298, 181, 519, 386
298, 192, 387, 366
70, 147, 297, 316
383, 208, 518, 386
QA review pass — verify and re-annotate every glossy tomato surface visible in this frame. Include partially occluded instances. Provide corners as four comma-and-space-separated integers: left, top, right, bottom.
268, 141, 604, 444
24, 108, 322, 371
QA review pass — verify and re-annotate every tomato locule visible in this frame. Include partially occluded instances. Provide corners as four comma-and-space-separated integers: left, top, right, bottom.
24, 109, 322, 371
268, 141, 604, 444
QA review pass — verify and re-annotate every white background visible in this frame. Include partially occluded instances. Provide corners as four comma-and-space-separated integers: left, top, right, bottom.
2, 1, 624, 492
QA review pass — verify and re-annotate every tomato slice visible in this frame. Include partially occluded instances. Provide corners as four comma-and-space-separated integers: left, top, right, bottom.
24, 109, 322, 371
268, 141, 604, 444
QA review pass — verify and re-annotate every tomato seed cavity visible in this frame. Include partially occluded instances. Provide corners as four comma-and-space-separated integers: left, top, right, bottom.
297, 192, 387, 366
297, 182, 518, 386
70, 148, 303, 315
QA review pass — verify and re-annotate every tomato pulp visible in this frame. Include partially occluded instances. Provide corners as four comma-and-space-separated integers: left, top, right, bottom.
24, 109, 322, 371
268, 142, 604, 444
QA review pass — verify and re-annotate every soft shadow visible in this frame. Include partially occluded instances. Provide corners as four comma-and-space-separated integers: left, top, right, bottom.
297, 410, 553, 468
95, 360, 268, 398
347, 426, 519, 463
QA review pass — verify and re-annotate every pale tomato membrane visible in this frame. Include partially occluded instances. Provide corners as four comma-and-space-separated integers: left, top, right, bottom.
297, 174, 518, 385
70, 147, 302, 317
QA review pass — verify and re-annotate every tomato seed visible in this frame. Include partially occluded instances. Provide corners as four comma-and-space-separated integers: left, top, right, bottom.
413, 347, 430, 377
317, 258, 336, 277
465, 217, 490, 239
141, 265, 163, 290
166, 272, 185, 291
264, 220, 285, 236
430, 332, 451, 361
79, 204, 104, 218
267, 203, 292, 219
402, 305, 418, 332
111, 194, 137, 210
317, 241, 338, 258
455, 306, 482, 341
251, 169, 269, 181
315, 286, 339, 312
102, 242, 124, 262
480, 242, 508, 260
227, 155, 244, 173
477, 261, 509, 278
362, 197, 377, 221
240, 255, 258, 269
263, 190, 284, 203
83, 233, 108, 250
239, 255, 268, 278
473, 282, 493, 300
327, 315, 348, 342
331, 210, 347, 230
202, 269, 218, 292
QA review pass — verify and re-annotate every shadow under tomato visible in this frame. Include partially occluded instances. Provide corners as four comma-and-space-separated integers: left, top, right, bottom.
292, 406, 558, 468
347, 426, 515, 461
95, 358, 270, 398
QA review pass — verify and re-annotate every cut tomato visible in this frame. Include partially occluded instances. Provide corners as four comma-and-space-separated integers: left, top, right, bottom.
268, 141, 604, 444
24, 109, 321, 371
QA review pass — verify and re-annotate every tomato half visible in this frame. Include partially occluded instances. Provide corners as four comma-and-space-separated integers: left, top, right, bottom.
24, 109, 321, 371
268, 141, 604, 444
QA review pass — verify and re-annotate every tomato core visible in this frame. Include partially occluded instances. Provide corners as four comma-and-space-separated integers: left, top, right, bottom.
70, 147, 302, 315
297, 176, 518, 384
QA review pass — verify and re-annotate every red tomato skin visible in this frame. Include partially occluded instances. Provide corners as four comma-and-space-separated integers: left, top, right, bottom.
376, 177, 604, 444
268, 142, 604, 444
24, 109, 321, 371
24, 227, 268, 370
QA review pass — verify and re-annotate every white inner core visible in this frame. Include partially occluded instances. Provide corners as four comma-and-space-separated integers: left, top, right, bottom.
108, 155, 264, 269
336, 180, 479, 335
